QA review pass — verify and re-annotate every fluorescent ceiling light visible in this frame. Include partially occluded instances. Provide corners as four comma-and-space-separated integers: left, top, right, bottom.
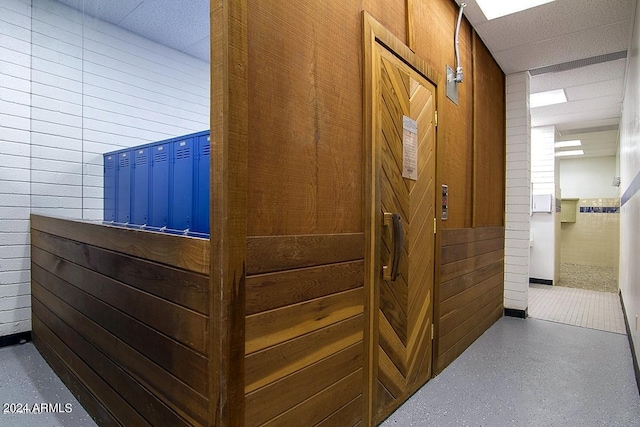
555, 150, 584, 157
555, 140, 581, 148
477, 0, 556, 20
530, 89, 567, 108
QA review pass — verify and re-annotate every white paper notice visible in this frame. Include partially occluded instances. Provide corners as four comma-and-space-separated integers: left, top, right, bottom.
402, 115, 418, 180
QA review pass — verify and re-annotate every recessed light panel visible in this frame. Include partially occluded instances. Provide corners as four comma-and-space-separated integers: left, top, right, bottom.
530, 89, 567, 108
555, 150, 584, 157
555, 140, 582, 148
477, 0, 556, 20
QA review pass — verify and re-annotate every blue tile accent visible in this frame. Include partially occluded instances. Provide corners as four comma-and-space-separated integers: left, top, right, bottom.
621, 169, 640, 206
579, 207, 620, 213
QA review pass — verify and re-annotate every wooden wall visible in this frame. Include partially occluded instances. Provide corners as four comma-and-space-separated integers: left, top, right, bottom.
243, 0, 505, 425
436, 227, 505, 373
473, 31, 507, 228
243, 234, 365, 426
30, 215, 210, 427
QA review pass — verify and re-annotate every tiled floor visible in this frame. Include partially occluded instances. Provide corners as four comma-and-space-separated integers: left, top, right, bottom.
528, 283, 626, 334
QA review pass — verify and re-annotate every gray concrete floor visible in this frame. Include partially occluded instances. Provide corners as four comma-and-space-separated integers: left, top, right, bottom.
382, 317, 640, 427
1, 317, 639, 426
0, 341, 96, 427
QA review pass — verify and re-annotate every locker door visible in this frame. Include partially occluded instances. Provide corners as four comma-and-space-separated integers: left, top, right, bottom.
116, 151, 132, 223
194, 133, 210, 234
170, 138, 194, 231
150, 143, 170, 228
103, 154, 116, 222
132, 148, 150, 225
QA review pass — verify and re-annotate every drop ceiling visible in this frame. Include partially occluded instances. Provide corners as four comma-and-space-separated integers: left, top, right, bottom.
55, 0, 211, 62
456, 0, 637, 158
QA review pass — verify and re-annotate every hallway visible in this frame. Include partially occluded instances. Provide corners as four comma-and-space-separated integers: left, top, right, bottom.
382, 316, 640, 426
384, 284, 638, 425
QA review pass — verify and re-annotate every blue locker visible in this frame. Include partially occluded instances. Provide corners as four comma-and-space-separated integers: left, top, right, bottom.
116, 151, 132, 223
193, 133, 210, 234
104, 154, 117, 222
170, 137, 194, 231
150, 142, 170, 228
132, 148, 150, 225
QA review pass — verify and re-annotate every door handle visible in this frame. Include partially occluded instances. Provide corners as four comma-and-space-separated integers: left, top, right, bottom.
383, 212, 403, 281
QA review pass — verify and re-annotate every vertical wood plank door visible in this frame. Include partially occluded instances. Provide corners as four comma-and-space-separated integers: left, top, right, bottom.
365, 42, 437, 424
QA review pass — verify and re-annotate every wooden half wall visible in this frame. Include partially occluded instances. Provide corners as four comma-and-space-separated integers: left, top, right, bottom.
244, 234, 365, 426
436, 227, 505, 373
30, 215, 210, 427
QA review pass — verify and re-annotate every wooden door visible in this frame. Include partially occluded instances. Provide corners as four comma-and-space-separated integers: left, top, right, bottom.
366, 44, 437, 423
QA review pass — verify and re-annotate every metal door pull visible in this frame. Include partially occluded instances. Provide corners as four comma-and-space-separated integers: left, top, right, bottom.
383, 212, 403, 281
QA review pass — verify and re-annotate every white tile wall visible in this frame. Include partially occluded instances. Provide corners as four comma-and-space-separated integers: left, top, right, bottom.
0, 0, 210, 337
530, 126, 558, 282
504, 72, 531, 312
619, 0, 640, 366
0, 0, 31, 337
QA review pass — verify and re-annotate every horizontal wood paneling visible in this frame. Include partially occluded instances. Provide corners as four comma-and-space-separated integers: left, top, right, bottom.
245, 314, 363, 393
31, 228, 209, 314
31, 280, 206, 425
246, 287, 364, 354
436, 227, 504, 374
316, 394, 363, 427
31, 214, 209, 274
31, 216, 209, 426
30, 265, 207, 391
246, 233, 364, 275
32, 331, 121, 427
245, 343, 362, 427
267, 368, 363, 427
246, 260, 363, 315
31, 245, 207, 350
32, 316, 150, 426
245, 233, 365, 426
32, 305, 190, 427
441, 226, 505, 246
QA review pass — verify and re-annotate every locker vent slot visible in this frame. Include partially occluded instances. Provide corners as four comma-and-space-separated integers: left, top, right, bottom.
105, 158, 115, 170
136, 155, 147, 166
119, 157, 130, 168
176, 147, 191, 160
155, 152, 167, 163
202, 144, 210, 156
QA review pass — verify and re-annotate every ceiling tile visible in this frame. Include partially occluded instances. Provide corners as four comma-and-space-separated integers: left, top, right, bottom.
117, 0, 209, 53
466, 0, 634, 53
530, 60, 626, 92
565, 79, 625, 101
183, 37, 210, 63
56, 0, 144, 24
493, 22, 631, 74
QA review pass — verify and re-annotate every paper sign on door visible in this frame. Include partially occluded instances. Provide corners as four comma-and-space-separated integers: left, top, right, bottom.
402, 115, 418, 180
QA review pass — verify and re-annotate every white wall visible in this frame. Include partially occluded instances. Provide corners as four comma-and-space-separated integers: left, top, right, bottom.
0, 0, 210, 337
559, 156, 618, 199
530, 126, 558, 282
504, 72, 531, 313
31, 0, 210, 221
619, 0, 640, 377
0, 0, 32, 337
